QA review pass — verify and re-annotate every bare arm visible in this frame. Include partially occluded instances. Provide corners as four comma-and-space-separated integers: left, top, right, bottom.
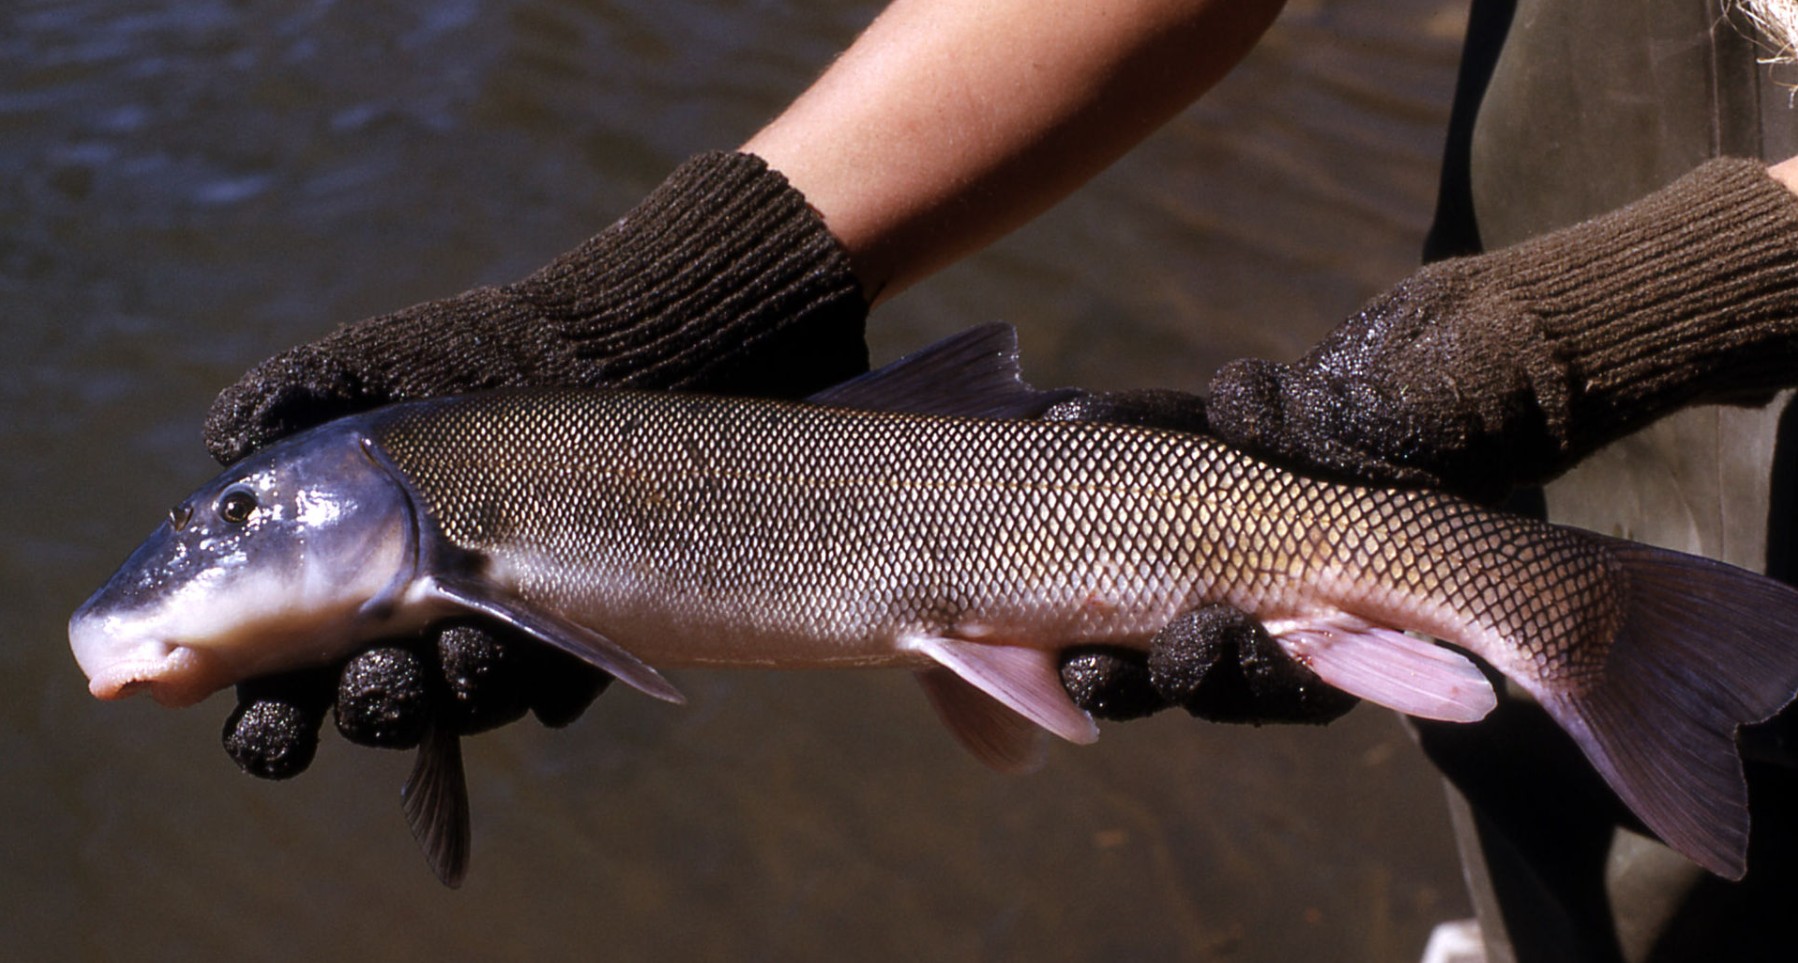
1770, 153, 1798, 192
743, 0, 1289, 302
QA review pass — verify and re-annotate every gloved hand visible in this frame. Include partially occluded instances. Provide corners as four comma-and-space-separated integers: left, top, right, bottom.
1056, 159, 1798, 727
1044, 389, 1359, 726
1206, 158, 1798, 504
215, 150, 870, 778
1059, 605, 1359, 725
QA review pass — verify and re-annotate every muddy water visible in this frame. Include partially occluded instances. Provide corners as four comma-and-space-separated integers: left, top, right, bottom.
1, 1, 1473, 959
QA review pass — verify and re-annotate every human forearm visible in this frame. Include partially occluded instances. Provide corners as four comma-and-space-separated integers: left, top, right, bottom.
744, 0, 1289, 302
1769, 153, 1798, 193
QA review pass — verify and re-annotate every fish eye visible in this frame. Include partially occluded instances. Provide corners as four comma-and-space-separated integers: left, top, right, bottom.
217, 488, 258, 525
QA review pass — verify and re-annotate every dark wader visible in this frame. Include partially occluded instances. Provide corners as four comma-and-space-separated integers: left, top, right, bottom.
1421, 3, 1798, 960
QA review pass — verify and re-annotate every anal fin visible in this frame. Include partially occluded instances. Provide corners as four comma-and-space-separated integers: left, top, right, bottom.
1268, 614, 1496, 723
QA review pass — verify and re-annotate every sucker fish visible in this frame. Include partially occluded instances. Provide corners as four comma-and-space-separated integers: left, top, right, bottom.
69, 324, 1798, 886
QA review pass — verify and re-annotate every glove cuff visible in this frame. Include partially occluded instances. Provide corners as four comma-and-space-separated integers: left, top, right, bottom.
511, 150, 869, 396
1472, 158, 1798, 439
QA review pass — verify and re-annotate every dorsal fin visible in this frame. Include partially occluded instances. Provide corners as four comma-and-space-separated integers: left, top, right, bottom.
808, 323, 1080, 418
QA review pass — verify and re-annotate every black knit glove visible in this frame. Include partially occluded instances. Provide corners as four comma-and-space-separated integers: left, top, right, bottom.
216, 151, 869, 778
206, 151, 866, 462
1060, 605, 1358, 725
1209, 158, 1798, 503
1044, 390, 1358, 726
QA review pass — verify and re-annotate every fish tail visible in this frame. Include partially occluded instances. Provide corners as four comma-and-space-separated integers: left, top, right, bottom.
1537, 535, 1798, 879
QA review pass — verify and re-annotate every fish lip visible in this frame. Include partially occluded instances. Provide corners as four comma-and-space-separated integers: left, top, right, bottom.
89, 668, 156, 702
86, 652, 177, 702
75, 631, 224, 707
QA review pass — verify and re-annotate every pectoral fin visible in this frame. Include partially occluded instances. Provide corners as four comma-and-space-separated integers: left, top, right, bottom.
1267, 614, 1496, 723
908, 634, 1099, 747
402, 722, 470, 889
430, 576, 685, 705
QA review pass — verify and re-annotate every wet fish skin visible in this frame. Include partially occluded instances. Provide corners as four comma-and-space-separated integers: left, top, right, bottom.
67, 325, 1798, 883
374, 389, 1608, 685
367, 375, 1798, 879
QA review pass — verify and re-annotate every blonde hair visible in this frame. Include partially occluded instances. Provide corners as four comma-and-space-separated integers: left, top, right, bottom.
1738, 0, 1798, 62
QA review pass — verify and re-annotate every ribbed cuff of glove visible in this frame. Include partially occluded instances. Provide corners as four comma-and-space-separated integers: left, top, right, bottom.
1468, 157, 1798, 446
509, 150, 868, 395
205, 150, 868, 463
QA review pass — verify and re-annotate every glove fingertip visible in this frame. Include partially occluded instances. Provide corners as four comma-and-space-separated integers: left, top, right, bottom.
204, 351, 377, 464
436, 623, 532, 735
223, 698, 324, 780
203, 383, 269, 465
334, 647, 431, 749
1205, 358, 1294, 450
529, 674, 609, 729
1058, 647, 1167, 721
518, 646, 612, 728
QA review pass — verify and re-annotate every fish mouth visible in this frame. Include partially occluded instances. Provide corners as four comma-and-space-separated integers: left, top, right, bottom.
85, 649, 171, 702
83, 646, 227, 707
70, 614, 226, 707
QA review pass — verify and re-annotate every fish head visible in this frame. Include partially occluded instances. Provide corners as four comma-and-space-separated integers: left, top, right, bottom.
69, 422, 419, 707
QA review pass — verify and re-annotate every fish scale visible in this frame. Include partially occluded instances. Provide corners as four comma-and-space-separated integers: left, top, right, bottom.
371, 387, 1621, 689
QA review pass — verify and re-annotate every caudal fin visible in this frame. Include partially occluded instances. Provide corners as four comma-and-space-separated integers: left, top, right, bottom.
1538, 537, 1798, 879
